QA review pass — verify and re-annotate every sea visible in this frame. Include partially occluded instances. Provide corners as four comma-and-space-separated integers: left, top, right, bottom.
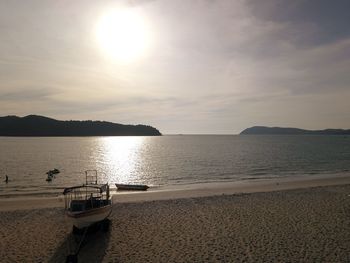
0, 135, 350, 198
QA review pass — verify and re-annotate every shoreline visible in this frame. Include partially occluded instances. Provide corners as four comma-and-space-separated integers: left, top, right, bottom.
1, 182, 350, 261
1, 173, 350, 211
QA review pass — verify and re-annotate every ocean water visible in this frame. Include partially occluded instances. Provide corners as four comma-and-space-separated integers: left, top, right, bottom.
0, 135, 349, 198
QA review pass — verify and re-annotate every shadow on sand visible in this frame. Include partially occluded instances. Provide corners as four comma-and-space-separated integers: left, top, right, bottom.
48, 221, 111, 263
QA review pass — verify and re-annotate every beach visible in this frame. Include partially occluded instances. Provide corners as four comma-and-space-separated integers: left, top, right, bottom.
1, 177, 350, 262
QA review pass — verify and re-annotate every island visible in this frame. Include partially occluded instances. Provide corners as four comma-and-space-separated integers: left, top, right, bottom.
0, 115, 161, 136
240, 126, 350, 135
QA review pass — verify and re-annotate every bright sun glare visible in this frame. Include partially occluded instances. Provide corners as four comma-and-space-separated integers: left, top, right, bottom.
95, 8, 151, 62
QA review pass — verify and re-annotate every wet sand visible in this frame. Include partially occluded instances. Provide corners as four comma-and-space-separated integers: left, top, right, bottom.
1, 181, 350, 262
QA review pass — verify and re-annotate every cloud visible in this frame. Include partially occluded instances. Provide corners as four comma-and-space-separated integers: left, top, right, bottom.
246, 0, 350, 46
0, 0, 349, 133
0, 86, 59, 102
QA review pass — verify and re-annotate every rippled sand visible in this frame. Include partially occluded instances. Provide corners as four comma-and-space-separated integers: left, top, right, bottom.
1, 184, 350, 262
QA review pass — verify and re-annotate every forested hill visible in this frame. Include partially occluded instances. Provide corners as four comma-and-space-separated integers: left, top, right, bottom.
240, 126, 350, 135
0, 115, 161, 136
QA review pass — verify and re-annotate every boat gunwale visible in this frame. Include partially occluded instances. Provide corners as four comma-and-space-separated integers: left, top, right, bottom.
63, 183, 109, 195
66, 203, 112, 218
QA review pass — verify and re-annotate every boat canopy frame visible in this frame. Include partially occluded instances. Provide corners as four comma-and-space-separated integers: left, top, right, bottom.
63, 184, 109, 195
62, 170, 110, 210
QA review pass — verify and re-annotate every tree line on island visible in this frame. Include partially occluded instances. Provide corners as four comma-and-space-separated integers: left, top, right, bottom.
240, 126, 350, 135
0, 115, 161, 136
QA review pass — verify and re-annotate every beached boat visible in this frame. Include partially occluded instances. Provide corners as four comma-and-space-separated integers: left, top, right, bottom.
63, 170, 112, 229
115, 183, 149, 191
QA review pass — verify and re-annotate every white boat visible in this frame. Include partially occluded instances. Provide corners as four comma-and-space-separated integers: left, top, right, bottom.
63, 170, 112, 230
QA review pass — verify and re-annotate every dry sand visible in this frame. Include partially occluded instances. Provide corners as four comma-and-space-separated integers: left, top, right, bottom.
1, 179, 350, 262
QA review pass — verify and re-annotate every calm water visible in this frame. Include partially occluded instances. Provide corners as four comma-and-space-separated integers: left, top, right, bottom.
0, 135, 350, 198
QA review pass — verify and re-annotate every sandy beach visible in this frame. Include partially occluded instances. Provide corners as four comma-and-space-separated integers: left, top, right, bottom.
1, 177, 350, 262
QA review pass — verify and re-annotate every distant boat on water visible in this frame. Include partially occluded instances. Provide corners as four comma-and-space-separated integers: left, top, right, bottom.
46, 168, 60, 175
45, 168, 60, 182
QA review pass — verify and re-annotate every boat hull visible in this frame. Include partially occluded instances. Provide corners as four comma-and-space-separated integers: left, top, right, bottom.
66, 204, 112, 229
115, 183, 149, 191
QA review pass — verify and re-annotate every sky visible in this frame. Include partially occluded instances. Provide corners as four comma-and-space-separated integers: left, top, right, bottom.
0, 0, 349, 134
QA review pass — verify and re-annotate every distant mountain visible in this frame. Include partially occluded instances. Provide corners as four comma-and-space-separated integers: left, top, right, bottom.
0, 115, 161, 136
240, 126, 350, 135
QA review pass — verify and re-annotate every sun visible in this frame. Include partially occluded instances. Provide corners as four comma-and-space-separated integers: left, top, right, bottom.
95, 8, 151, 62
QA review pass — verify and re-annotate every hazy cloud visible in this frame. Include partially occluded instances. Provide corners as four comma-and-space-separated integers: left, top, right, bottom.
0, 0, 349, 133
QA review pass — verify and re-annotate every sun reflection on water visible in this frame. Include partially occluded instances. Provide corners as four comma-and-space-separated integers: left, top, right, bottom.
97, 137, 145, 184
